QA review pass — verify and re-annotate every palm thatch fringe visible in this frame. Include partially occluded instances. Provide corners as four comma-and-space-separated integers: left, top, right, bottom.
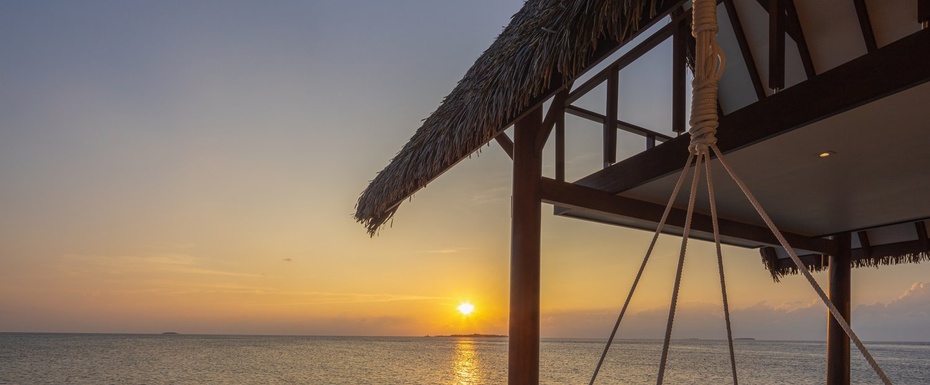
355, 0, 664, 235
760, 248, 930, 282
761, 251, 828, 283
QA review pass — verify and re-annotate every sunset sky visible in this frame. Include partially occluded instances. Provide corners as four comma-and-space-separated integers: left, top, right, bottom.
1, 1, 928, 341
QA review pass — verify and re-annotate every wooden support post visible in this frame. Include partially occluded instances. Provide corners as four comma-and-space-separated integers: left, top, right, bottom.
555, 103, 566, 182
604, 69, 619, 167
672, 15, 687, 134
509, 106, 543, 385
769, 0, 785, 91
921, 0, 930, 28
827, 232, 851, 385
917, 221, 929, 250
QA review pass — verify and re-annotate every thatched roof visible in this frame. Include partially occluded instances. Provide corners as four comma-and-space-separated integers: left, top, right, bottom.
760, 220, 930, 281
761, 249, 930, 282
355, 0, 665, 235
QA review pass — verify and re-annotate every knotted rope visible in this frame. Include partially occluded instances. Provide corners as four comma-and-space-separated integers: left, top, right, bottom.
592, 0, 891, 383
657, 1, 736, 383
688, 0, 726, 156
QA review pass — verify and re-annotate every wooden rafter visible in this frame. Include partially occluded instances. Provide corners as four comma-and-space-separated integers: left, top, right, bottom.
604, 70, 619, 166
564, 105, 673, 141
920, 0, 930, 26
495, 133, 515, 160
672, 9, 687, 134
723, 0, 766, 100
756, 0, 816, 84
769, 0, 786, 90
852, 0, 878, 52
565, 10, 689, 105
540, 177, 838, 254
555, 110, 566, 181
917, 221, 929, 250
503, 0, 689, 140
574, 28, 930, 194
536, 88, 569, 152
754, 0, 805, 46
785, 0, 816, 78
857, 230, 872, 258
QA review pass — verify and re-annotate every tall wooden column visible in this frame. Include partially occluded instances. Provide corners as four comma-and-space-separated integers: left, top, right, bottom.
827, 232, 851, 385
509, 106, 543, 385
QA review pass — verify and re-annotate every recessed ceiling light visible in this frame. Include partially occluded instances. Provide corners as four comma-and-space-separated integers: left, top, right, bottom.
818, 151, 836, 158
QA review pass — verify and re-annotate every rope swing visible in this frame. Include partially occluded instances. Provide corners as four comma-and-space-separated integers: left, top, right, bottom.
589, 0, 893, 383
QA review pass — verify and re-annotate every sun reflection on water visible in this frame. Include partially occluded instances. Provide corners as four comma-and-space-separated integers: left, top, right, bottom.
451, 339, 482, 385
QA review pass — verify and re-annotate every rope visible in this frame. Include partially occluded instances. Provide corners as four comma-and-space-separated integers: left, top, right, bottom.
655, 1, 731, 382
656, 154, 704, 385
705, 152, 738, 385
588, 152, 695, 385
688, 0, 726, 156
710, 143, 893, 385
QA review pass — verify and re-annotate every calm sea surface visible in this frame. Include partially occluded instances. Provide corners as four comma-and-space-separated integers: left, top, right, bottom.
0, 334, 927, 384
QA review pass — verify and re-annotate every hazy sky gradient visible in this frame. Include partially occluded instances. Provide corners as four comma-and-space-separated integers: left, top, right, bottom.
2, 1, 928, 340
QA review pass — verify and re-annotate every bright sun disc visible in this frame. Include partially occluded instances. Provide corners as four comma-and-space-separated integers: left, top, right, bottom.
457, 302, 475, 316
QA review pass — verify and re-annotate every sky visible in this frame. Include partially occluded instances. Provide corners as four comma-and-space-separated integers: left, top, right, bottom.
1, 1, 928, 341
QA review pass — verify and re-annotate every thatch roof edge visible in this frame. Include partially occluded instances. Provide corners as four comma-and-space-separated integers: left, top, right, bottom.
355, 0, 669, 235
760, 249, 930, 283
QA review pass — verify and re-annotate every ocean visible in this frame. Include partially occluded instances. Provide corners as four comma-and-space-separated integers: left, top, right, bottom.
0, 334, 927, 384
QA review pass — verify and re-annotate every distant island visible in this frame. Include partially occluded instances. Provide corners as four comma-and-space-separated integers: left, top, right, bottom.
425, 333, 507, 338
161, 332, 179, 335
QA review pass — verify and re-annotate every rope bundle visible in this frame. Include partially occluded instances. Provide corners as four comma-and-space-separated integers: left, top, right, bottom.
688, 0, 726, 155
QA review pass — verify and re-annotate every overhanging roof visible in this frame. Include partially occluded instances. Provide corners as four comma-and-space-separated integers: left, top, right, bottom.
355, 0, 930, 278
355, 0, 680, 235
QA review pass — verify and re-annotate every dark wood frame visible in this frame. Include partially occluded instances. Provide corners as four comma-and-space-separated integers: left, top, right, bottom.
497, 5, 930, 385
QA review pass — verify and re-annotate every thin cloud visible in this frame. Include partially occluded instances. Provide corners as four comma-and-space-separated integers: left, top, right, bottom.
424, 248, 468, 254
852, 282, 930, 340
279, 291, 452, 306
539, 284, 930, 341
57, 253, 260, 278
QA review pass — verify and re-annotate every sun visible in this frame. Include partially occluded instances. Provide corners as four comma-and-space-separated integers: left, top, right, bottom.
457, 302, 475, 316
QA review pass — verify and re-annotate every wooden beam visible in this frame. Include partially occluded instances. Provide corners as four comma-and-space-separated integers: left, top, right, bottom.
501, 0, 688, 141
536, 88, 569, 152
769, 0, 786, 90
575, 28, 930, 194
785, 0, 817, 78
849, 239, 930, 260
916, 221, 929, 250
770, 233, 930, 271
539, 177, 837, 254
852, 0, 878, 52
672, 13, 688, 133
495, 133, 514, 160
565, 12, 685, 105
827, 232, 852, 385
555, 99, 566, 182
564, 105, 673, 141
920, 0, 930, 26
724, 0, 767, 100
856, 230, 872, 258
604, 70, 619, 166
509, 107, 543, 385
754, 0, 807, 48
